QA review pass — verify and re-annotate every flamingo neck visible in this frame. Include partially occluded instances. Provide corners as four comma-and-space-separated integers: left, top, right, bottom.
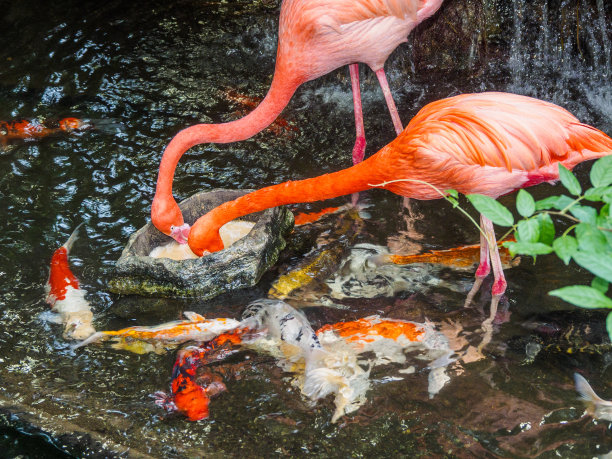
155, 71, 301, 199
191, 156, 383, 253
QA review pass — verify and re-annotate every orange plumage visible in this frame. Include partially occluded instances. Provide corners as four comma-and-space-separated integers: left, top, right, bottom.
186, 92, 612, 319
151, 0, 443, 243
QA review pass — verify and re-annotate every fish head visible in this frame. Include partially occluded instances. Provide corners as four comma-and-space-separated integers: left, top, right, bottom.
63, 313, 96, 340
174, 383, 210, 421
151, 194, 190, 244
59, 117, 90, 132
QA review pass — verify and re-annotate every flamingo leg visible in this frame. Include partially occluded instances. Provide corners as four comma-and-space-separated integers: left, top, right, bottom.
374, 68, 403, 136
349, 64, 366, 165
464, 215, 491, 308
482, 216, 507, 323
374, 68, 415, 212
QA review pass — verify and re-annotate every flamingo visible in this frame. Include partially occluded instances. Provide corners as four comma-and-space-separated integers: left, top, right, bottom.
152, 0, 444, 243
185, 92, 612, 319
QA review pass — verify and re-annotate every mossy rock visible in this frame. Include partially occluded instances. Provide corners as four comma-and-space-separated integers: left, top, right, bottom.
108, 189, 293, 299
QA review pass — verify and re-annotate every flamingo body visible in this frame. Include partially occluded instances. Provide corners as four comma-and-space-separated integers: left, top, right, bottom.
151, 0, 443, 242
186, 92, 612, 315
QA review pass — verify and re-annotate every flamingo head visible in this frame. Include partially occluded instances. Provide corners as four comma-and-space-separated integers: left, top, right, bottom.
187, 215, 225, 256
151, 194, 191, 244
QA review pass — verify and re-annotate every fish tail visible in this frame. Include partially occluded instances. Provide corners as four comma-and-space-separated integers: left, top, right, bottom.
574, 372, 605, 404
63, 223, 84, 253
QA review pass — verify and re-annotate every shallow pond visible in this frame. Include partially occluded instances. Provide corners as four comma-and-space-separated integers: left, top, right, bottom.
1, 0, 612, 457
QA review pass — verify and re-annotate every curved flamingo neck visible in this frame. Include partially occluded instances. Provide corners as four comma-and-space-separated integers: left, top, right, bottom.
190, 155, 384, 253
155, 71, 301, 200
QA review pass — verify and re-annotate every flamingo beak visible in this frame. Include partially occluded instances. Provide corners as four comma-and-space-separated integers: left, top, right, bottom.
170, 223, 191, 244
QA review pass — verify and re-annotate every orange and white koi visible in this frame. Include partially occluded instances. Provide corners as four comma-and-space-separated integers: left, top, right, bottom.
155, 300, 452, 423
0, 117, 91, 144
45, 224, 95, 340
74, 312, 241, 354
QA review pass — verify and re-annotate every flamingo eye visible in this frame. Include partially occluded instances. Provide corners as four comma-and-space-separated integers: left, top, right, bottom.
170, 225, 176, 231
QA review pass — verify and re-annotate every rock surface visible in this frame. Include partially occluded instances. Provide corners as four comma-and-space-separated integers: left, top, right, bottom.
109, 189, 293, 299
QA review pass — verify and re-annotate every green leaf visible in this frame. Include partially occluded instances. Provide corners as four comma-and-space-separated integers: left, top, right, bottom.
603, 189, 612, 205
592, 277, 609, 294
445, 189, 459, 198
573, 251, 612, 283
549, 285, 612, 309
607, 312, 612, 342
516, 219, 540, 243
569, 205, 597, 225
575, 223, 609, 253
537, 213, 555, 245
516, 189, 535, 217
558, 163, 582, 196
590, 156, 612, 187
467, 194, 514, 227
553, 235, 578, 265
535, 195, 575, 211
584, 186, 612, 201
504, 241, 553, 257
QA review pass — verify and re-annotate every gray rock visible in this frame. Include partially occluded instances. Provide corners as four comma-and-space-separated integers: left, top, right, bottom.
108, 189, 293, 299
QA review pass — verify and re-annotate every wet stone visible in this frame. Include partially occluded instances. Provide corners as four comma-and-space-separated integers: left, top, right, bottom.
108, 189, 294, 300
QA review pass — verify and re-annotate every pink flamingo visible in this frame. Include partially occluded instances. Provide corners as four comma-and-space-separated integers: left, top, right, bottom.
184, 92, 612, 319
152, 0, 444, 243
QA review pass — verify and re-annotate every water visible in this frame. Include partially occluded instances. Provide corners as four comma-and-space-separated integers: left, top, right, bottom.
0, 0, 611, 456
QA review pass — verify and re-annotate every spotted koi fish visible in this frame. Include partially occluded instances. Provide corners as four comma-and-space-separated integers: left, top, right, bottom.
0, 117, 91, 144
74, 313, 241, 354
155, 300, 452, 423
45, 224, 95, 340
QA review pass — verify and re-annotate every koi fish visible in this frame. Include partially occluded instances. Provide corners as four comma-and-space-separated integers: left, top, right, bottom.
0, 117, 91, 144
293, 206, 342, 226
155, 299, 452, 423
367, 237, 519, 270
45, 224, 96, 340
269, 207, 364, 300
222, 88, 298, 136
73, 312, 241, 354
574, 373, 612, 421
153, 327, 250, 421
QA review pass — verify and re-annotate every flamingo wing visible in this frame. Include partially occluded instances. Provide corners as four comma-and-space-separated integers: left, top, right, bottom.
383, 92, 612, 198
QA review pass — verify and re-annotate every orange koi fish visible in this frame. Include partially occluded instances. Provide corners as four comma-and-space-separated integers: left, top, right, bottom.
293, 206, 342, 226
153, 328, 249, 421
45, 224, 95, 340
222, 88, 298, 136
368, 237, 519, 270
0, 117, 91, 144
74, 313, 241, 354
154, 300, 452, 423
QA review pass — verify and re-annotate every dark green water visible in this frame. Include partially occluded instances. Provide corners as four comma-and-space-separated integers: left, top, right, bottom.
0, 0, 611, 457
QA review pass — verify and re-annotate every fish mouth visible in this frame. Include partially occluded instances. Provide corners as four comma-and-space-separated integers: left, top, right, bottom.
170, 223, 191, 244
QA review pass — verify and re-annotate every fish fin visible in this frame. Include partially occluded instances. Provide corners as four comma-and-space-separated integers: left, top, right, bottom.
183, 311, 205, 321
71, 331, 107, 349
63, 223, 84, 253
302, 368, 347, 400
574, 373, 605, 403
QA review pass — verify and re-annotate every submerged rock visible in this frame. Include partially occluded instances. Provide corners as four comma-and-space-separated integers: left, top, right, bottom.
108, 189, 293, 299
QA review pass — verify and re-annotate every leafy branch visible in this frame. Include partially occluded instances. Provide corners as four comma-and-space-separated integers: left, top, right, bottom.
465, 157, 612, 339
